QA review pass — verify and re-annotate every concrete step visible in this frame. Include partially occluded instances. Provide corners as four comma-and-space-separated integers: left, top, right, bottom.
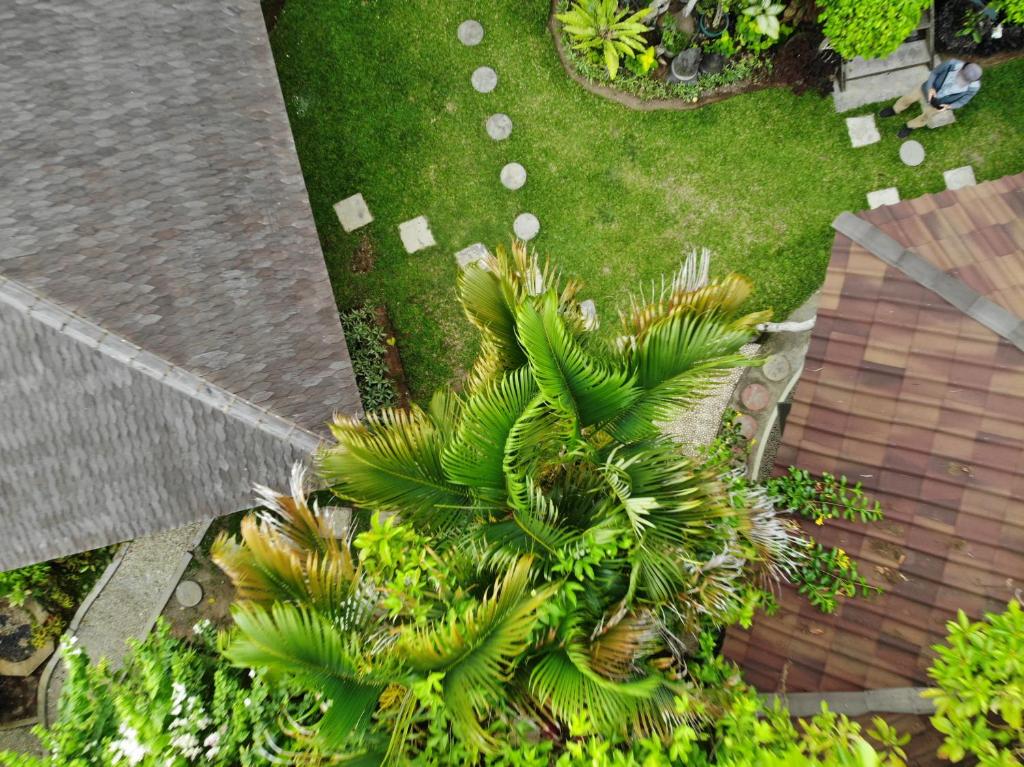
832, 64, 930, 113
845, 40, 931, 81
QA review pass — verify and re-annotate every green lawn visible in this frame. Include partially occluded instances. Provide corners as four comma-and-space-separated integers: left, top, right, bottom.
270, 0, 1024, 400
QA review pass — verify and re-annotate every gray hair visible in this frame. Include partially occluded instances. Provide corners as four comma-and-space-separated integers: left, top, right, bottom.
961, 62, 983, 82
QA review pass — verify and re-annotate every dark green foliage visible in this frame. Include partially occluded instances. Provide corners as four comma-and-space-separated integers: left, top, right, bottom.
341, 307, 399, 412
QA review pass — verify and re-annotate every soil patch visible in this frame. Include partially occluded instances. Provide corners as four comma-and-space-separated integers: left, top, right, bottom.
351, 234, 377, 274
0, 670, 41, 724
936, 0, 1024, 56
770, 27, 840, 96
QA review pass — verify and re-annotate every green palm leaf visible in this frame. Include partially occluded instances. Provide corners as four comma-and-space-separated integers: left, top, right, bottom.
320, 407, 470, 528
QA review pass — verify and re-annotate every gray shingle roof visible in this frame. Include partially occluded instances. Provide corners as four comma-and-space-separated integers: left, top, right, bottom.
0, 0, 363, 567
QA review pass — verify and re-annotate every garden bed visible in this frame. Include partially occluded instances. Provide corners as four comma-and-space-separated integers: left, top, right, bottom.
936, 0, 1024, 56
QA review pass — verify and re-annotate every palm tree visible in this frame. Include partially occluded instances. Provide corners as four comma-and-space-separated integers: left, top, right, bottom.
213, 243, 806, 763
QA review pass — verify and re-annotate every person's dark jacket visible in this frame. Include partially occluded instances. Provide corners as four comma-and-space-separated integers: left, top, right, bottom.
922, 60, 980, 109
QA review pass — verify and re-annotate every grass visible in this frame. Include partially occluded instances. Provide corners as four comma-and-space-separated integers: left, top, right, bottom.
270, 0, 1024, 401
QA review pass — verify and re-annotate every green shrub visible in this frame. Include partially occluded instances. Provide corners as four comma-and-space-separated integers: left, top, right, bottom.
818, 0, 932, 60
557, 0, 652, 80
925, 601, 1024, 765
341, 306, 400, 412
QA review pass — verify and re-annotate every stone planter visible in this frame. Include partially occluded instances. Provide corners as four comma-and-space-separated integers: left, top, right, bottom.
0, 599, 54, 677
666, 48, 703, 82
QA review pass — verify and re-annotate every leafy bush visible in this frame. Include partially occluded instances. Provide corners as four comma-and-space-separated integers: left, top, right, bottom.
557, 0, 652, 80
818, 0, 932, 60
992, 0, 1024, 25
766, 468, 883, 525
0, 620, 324, 767
341, 306, 400, 412
925, 601, 1024, 765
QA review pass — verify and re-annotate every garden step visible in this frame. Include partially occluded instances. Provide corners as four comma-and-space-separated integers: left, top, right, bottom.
845, 40, 931, 81
832, 64, 930, 113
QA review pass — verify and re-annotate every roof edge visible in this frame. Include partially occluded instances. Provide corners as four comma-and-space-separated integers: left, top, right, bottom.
0, 274, 322, 455
832, 211, 1024, 352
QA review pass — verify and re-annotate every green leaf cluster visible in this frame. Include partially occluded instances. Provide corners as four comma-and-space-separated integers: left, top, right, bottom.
817, 0, 932, 60
556, 0, 653, 80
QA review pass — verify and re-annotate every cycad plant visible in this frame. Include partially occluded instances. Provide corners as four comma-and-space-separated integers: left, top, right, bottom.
557, 0, 653, 80
213, 244, 808, 763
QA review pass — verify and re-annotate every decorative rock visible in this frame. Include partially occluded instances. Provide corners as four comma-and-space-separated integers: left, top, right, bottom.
500, 162, 527, 190
398, 216, 437, 253
486, 113, 513, 141
926, 108, 956, 129
471, 66, 498, 93
457, 19, 484, 46
513, 213, 540, 241
580, 299, 598, 330
666, 48, 701, 83
762, 353, 791, 382
943, 165, 976, 190
0, 599, 54, 676
326, 506, 352, 538
845, 115, 880, 148
174, 579, 203, 608
867, 187, 901, 209
735, 413, 758, 440
899, 139, 925, 167
333, 193, 373, 233
740, 383, 771, 412
455, 243, 490, 270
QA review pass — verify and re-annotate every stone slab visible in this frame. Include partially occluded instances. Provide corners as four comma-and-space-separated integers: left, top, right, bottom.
457, 19, 484, 46
844, 40, 931, 81
736, 413, 758, 440
867, 187, 901, 209
333, 193, 373, 233
455, 242, 490, 270
762, 354, 791, 382
580, 299, 598, 330
174, 579, 203, 608
927, 108, 956, 128
943, 165, 976, 190
513, 213, 540, 241
471, 66, 498, 93
846, 114, 880, 148
899, 139, 925, 166
486, 113, 512, 140
398, 216, 436, 253
741, 383, 770, 412
833, 64, 930, 113
500, 162, 527, 190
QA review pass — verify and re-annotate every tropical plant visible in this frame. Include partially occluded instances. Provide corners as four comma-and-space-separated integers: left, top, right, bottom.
0, 620, 325, 767
766, 468, 883, 526
742, 0, 786, 39
557, 0, 653, 80
992, 0, 1024, 25
924, 600, 1024, 766
624, 45, 658, 76
817, 0, 932, 61
211, 243, 826, 763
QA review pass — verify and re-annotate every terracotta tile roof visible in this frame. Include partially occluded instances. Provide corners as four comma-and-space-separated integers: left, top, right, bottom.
725, 173, 1024, 692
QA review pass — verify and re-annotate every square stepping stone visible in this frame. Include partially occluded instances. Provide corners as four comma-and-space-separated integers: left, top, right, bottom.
867, 187, 900, 209
399, 216, 436, 253
333, 193, 373, 233
943, 165, 976, 191
846, 115, 880, 148
455, 242, 490, 270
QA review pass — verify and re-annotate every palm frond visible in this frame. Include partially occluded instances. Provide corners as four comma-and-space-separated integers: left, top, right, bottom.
225, 602, 389, 751
589, 611, 662, 682
320, 407, 471, 528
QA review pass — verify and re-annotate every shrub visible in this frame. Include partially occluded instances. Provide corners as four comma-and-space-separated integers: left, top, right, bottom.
925, 601, 1024, 765
341, 306, 399, 412
557, 0, 652, 80
818, 0, 932, 60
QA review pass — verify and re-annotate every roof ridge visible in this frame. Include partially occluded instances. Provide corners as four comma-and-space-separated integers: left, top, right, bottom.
833, 212, 1024, 352
0, 274, 321, 455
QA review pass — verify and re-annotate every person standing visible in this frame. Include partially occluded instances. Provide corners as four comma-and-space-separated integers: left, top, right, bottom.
879, 60, 982, 138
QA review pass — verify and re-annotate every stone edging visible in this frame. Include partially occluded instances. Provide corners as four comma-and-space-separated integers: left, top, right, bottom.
764, 687, 936, 718
547, 0, 769, 112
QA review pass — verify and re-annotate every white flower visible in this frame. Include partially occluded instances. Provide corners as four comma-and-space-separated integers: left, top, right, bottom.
243, 697, 252, 708
108, 725, 147, 766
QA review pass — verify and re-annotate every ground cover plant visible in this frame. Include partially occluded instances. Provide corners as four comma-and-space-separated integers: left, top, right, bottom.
270, 0, 1024, 401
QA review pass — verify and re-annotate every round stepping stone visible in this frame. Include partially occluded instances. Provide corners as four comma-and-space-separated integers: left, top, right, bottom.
486, 113, 513, 141
735, 413, 758, 440
513, 213, 540, 241
500, 162, 527, 190
471, 66, 498, 94
174, 579, 203, 608
899, 139, 925, 167
762, 354, 791, 382
457, 19, 484, 46
741, 383, 771, 413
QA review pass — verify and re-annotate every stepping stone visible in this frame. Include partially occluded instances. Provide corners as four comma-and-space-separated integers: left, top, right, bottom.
174, 579, 203, 608
735, 413, 758, 440
398, 216, 436, 253
486, 113, 513, 141
741, 383, 770, 412
513, 213, 540, 241
899, 139, 925, 167
943, 165, 976, 190
500, 162, 527, 190
867, 187, 901, 209
333, 193, 373, 233
457, 19, 484, 46
455, 242, 490, 270
762, 353, 791, 382
471, 66, 498, 93
580, 299, 598, 330
846, 115, 880, 148
832, 64, 930, 113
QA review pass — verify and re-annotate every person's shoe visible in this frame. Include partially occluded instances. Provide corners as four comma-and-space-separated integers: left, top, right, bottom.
898, 126, 913, 139
878, 106, 896, 118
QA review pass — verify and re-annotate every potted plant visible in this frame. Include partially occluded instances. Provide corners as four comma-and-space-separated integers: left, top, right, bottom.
697, 0, 732, 37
